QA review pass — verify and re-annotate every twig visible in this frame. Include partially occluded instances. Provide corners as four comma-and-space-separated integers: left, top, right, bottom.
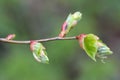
0, 36, 76, 44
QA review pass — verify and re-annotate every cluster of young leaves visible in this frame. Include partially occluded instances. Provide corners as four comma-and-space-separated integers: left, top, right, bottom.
30, 41, 49, 64
77, 34, 112, 62
29, 11, 113, 63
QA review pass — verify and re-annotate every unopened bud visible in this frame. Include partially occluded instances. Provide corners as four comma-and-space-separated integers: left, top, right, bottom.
6, 34, 16, 40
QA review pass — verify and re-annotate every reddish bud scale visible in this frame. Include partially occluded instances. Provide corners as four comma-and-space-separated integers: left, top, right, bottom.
61, 21, 68, 31
30, 40, 37, 51
6, 34, 15, 40
59, 21, 68, 38
76, 34, 86, 48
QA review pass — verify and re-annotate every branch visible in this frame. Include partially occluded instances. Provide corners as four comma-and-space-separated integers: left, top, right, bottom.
0, 36, 76, 44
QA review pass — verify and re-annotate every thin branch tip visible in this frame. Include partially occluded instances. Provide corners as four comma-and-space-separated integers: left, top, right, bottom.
0, 36, 76, 44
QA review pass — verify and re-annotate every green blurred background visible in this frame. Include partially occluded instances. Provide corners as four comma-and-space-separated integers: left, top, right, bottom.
0, 0, 120, 80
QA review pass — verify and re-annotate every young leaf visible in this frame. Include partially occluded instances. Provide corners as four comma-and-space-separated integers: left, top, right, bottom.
83, 34, 98, 61
59, 11, 82, 37
30, 41, 49, 64
96, 41, 113, 62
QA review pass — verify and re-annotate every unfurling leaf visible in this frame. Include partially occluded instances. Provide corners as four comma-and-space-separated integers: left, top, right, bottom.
30, 41, 49, 64
96, 41, 113, 63
77, 34, 113, 62
59, 11, 82, 37
83, 34, 98, 61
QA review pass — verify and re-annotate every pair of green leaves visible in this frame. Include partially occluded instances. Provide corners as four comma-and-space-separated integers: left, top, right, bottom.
78, 34, 113, 62
30, 41, 49, 63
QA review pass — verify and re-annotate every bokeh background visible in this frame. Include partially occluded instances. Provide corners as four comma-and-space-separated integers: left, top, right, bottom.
0, 0, 120, 80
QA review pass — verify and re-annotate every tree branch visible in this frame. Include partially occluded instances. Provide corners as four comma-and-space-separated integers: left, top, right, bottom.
0, 36, 76, 44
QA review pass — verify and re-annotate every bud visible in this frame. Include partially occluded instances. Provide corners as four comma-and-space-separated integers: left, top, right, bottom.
59, 11, 82, 37
30, 41, 49, 63
6, 34, 16, 40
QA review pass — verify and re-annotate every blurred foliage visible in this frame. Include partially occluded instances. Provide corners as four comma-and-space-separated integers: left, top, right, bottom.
0, 0, 120, 80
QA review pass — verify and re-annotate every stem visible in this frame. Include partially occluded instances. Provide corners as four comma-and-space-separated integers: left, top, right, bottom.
0, 36, 76, 44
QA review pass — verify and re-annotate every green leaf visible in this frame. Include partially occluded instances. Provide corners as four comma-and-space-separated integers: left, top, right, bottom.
83, 34, 98, 61
32, 42, 49, 64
